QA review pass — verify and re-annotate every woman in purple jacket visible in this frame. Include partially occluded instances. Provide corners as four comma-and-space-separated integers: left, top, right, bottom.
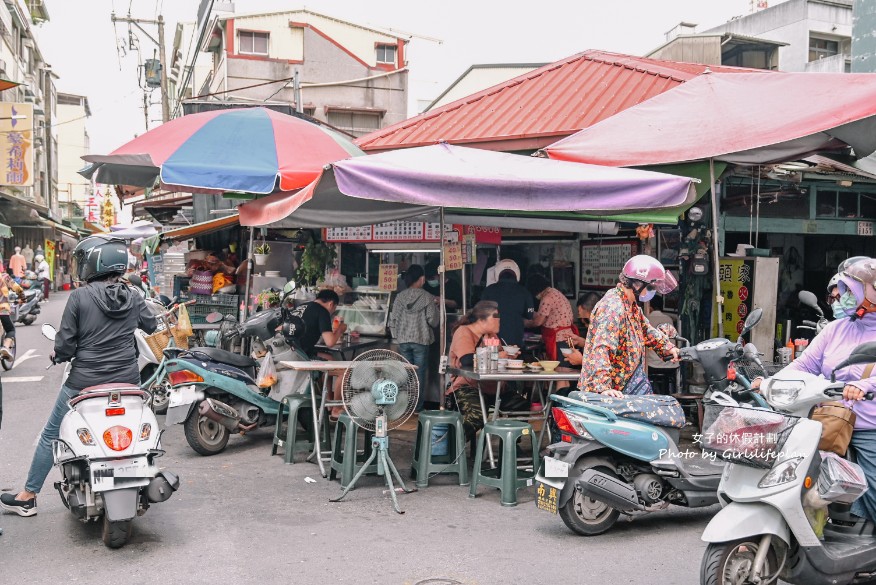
756, 259, 876, 523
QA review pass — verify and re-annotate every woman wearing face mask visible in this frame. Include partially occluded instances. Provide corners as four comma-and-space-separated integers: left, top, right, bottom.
827, 273, 844, 320
753, 258, 876, 523
577, 255, 680, 398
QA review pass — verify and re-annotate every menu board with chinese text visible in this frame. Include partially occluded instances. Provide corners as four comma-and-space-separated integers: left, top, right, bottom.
579, 239, 639, 289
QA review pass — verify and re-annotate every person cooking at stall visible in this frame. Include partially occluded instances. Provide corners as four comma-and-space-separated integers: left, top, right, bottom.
423, 261, 463, 312
526, 274, 577, 362
480, 259, 533, 350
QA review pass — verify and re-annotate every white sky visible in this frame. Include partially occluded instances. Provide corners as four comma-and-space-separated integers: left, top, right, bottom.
37, 0, 767, 154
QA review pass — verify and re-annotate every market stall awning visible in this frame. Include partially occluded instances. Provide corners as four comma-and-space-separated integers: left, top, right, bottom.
239, 143, 698, 228
544, 72, 876, 167
160, 213, 239, 242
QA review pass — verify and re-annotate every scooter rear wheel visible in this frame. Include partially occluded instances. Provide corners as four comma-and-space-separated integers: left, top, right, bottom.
102, 515, 133, 549
184, 401, 230, 456
700, 538, 779, 585
558, 461, 621, 536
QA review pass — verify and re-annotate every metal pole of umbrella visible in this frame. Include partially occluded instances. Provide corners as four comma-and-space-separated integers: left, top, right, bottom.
439, 207, 447, 411
709, 158, 724, 338
242, 226, 255, 322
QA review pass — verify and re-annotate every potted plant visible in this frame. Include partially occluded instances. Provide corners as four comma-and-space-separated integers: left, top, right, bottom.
296, 239, 337, 286
255, 288, 281, 310
253, 242, 271, 266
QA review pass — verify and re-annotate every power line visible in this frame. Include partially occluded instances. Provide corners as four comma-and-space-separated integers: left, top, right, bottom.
172, 0, 215, 118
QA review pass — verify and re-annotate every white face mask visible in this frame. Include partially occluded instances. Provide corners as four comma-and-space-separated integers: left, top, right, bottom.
638, 288, 656, 303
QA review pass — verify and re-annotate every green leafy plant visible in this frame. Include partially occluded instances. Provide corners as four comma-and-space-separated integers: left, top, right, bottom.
255, 289, 281, 308
254, 242, 271, 255
296, 240, 337, 286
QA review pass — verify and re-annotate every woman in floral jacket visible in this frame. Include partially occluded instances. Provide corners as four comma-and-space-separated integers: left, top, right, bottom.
578, 256, 679, 398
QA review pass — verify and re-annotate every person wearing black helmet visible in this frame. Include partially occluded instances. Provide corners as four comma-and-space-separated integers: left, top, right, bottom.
0, 236, 158, 518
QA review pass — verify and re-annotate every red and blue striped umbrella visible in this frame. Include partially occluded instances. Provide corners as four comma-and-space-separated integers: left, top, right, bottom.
81, 107, 363, 194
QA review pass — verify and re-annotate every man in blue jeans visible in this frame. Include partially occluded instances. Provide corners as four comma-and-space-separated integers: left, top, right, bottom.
0, 235, 157, 517
389, 265, 439, 411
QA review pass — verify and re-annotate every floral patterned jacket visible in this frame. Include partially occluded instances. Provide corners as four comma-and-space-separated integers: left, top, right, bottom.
577, 285, 675, 394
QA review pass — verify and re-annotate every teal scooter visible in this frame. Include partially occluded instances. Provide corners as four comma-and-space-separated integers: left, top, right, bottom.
164, 285, 311, 456
534, 309, 768, 536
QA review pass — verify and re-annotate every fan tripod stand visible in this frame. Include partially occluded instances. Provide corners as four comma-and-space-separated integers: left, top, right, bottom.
330, 411, 416, 514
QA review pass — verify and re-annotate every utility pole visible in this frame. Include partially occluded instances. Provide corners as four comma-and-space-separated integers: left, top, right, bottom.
111, 11, 171, 123
157, 15, 170, 122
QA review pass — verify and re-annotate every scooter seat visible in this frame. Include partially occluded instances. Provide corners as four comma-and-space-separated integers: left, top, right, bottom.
185, 347, 258, 369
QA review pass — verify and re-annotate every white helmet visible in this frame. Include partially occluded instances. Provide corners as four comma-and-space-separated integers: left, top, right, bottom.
494, 259, 520, 282
827, 273, 841, 293
34, 254, 44, 262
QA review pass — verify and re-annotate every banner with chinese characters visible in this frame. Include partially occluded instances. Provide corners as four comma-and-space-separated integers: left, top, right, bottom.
0, 103, 33, 187
44, 239, 55, 281
378, 263, 398, 291
712, 257, 753, 342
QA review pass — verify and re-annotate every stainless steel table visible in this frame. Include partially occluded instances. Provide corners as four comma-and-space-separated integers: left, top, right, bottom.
279, 360, 358, 477
446, 366, 580, 465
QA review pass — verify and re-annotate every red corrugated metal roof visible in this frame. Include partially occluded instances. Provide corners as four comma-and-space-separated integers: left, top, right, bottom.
356, 50, 761, 153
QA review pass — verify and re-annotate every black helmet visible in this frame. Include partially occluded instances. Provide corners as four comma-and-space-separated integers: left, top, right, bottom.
73, 236, 128, 283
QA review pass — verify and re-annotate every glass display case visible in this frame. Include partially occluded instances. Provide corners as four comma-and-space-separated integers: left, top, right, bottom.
337, 286, 391, 336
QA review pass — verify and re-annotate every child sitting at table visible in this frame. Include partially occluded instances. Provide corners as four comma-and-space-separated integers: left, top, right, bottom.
447, 300, 529, 443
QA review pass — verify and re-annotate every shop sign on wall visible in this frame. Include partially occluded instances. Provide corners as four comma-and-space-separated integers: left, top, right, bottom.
0, 103, 33, 187
713, 257, 753, 342
858, 221, 874, 236
378, 264, 398, 291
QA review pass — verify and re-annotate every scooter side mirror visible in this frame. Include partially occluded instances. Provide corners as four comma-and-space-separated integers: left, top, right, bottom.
739, 308, 763, 337
41, 323, 57, 341
205, 312, 225, 324
798, 290, 824, 317
832, 341, 876, 381
283, 280, 296, 295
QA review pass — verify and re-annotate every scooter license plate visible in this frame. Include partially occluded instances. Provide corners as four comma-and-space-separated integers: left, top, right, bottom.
535, 477, 564, 514
90, 458, 151, 492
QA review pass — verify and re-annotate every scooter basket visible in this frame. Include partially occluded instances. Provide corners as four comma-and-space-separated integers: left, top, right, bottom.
145, 326, 190, 357
700, 403, 798, 469
733, 358, 784, 381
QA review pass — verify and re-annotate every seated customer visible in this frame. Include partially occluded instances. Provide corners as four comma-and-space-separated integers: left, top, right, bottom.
283, 289, 347, 418
560, 293, 603, 369
447, 301, 528, 442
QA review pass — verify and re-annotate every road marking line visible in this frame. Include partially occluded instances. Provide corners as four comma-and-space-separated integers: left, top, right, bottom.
4, 376, 44, 382
11, 348, 39, 369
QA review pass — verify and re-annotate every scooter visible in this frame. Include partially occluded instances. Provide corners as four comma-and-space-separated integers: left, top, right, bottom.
535, 309, 766, 536
698, 342, 876, 585
164, 283, 311, 456
10, 288, 41, 325
136, 298, 194, 415
41, 324, 180, 549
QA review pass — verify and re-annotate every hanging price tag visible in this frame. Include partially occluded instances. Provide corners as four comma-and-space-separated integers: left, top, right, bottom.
444, 243, 463, 271
378, 264, 398, 291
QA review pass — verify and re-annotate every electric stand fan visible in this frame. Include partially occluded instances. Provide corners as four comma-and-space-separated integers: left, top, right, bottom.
330, 349, 419, 513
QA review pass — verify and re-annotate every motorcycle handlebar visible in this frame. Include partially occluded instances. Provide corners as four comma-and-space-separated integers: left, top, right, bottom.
825, 387, 876, 400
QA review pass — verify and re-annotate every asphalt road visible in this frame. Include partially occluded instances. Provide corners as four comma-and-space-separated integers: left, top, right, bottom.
0, 292, 718, 585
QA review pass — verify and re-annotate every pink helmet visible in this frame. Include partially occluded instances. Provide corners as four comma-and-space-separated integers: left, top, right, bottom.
620, 255, 678, 294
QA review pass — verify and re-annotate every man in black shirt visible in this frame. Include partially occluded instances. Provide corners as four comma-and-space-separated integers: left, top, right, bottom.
424, 261, 463, 312
480, 259, 534, 348
284, 289, 345, 356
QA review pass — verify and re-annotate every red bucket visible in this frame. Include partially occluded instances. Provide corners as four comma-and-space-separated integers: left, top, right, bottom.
62, 283, 71, 291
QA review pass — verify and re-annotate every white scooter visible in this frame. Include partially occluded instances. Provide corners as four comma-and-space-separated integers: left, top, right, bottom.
699, 341, 876, 585
43, 324, 180, 548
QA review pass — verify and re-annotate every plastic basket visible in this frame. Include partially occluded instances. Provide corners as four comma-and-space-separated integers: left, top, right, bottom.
189, 303, 237, 324
734, 358, 784, 381
700, 403, 798, 469
183, 293, 238, 307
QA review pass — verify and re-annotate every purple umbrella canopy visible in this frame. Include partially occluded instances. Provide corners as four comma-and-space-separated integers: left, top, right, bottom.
240, 143, 698, 227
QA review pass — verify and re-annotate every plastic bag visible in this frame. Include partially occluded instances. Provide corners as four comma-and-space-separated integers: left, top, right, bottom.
818, 451, 869, 504
256, 352, 278, 389
176, 303, 193, 337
